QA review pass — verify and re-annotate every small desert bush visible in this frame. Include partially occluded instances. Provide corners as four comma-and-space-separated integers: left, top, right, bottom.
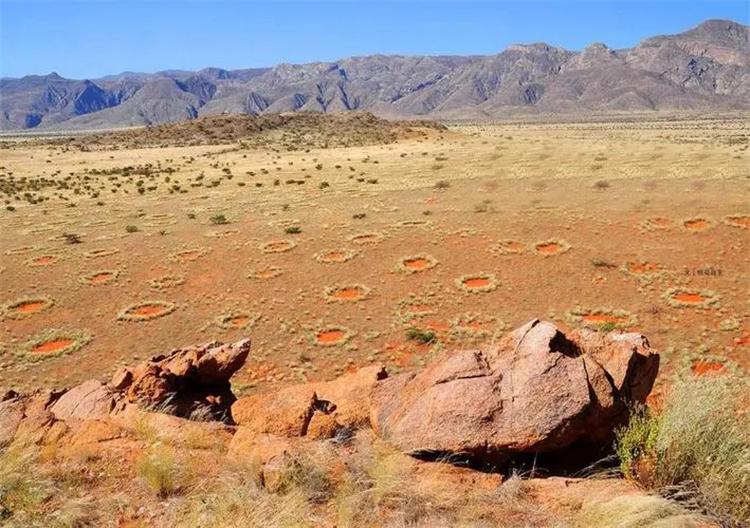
574, 493, 712, 528
174, 471, 316, 528
210, 214, 229, 225
0, 448, 50, 524
616, 373, 750, 527
285, 225, 302, 234
406, 327, 436, 344
137, 447, 179, 498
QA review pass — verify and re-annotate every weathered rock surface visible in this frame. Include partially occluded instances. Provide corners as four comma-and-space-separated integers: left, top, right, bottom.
110, 339, 251, 421
231, 365, 387, 439
370, 319, 659, 465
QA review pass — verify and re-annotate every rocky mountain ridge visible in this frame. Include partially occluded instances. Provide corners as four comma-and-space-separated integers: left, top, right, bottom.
1, 19, 747, 130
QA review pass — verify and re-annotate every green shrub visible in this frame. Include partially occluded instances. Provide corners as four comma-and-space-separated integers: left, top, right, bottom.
210, 214, 229, 225
406, 327, 436, 344
125, 225, 139, 233
616, 374, 750, 527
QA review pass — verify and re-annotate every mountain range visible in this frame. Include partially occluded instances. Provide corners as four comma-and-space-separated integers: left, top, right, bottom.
1, 18, 747, 131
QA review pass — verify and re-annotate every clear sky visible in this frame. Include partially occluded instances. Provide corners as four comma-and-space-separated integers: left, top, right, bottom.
1, 1, 748, 79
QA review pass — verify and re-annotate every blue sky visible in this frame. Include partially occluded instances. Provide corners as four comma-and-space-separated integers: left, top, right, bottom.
1, 1, 747, 79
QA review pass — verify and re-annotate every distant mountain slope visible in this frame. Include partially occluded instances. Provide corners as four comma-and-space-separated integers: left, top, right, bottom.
1, 19, 747, 130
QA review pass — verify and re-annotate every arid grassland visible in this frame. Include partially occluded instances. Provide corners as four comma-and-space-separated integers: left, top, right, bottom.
0, 113, 748, 527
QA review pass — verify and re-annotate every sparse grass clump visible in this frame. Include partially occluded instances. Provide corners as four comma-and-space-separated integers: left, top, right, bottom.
137, 447, 178, 498
406, 327, 436, 344
210, 214, 230, 225
616, 374, 750, 527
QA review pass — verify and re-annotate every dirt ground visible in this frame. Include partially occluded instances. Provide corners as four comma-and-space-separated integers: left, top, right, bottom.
1, 115, 748, 397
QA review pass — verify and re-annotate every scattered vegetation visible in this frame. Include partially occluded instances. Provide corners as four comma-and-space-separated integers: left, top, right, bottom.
616, 374, 750, 527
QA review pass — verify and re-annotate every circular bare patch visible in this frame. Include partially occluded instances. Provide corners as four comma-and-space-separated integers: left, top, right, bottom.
314, 249, 357, 264
723, 214, 750, 229
533, 239, 571, 257
663, 287, 720, 309
490, 240, 526, 255
80, 269, 120, 286
26, 254, 60, 267
216, 310, 260, 330
324, 284, 371, 303
260, 240, 297, 254
118, 301, 178, 322
149, 275, 185, 290
682, 218, 711, 232
18, 328, 91, 361
2, 296, 54, 320
397, 254, 439, 274
312, 326, 353, 347
169, 247, 209, 263
638, 218, 673, 232
248, 267, 283, 280
349, 232, 384, 246
455, 273, 498, 293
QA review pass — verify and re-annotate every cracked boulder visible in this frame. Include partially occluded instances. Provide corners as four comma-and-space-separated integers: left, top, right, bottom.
370, 319, 659, 466
109, 339, 251, 422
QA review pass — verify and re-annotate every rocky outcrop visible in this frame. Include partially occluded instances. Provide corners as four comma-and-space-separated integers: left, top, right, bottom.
2, 324, 659, 473
110, 339, 251, 421
370, 319, 659, 466
231, 365, 387, 442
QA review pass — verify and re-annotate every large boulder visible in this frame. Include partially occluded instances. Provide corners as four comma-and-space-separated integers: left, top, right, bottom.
370, 319, 659, 465
232, 365, 387, 439
110, 339, 251, 421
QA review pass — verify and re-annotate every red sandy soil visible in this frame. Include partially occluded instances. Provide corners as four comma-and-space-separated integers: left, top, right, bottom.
33, 338, 73, 354
132, 304, 169, 317
651, 218, 672, 227
403, 258, 431, 271
628, 262, 661, 274
351, 235, 378, 245
317, 329, 345, 344
672, 293, 705, 304
90, 272, 114, 284
728, 215, 750, 228
177, 251, 201, 262
504, 242, 525, 252
226, 315, 250, 327
12, 301, 48, 314
0, 118, 747, 398
330, 287, 363, 300
463, 277, 491, 289
684, 219, 709, 230
536, 243, 561, 255
254, 269, 281, 278
31, 256, 56, 265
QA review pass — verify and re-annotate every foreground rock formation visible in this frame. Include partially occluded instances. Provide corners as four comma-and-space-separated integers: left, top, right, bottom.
1, 320, 658, 474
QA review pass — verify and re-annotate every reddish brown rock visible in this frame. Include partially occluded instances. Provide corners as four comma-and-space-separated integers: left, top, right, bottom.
111, 339, 251, 421
371, 319, 659, 465
0, 396, 25, 447
50, 380, 122, 421
232, 365, 387, 438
